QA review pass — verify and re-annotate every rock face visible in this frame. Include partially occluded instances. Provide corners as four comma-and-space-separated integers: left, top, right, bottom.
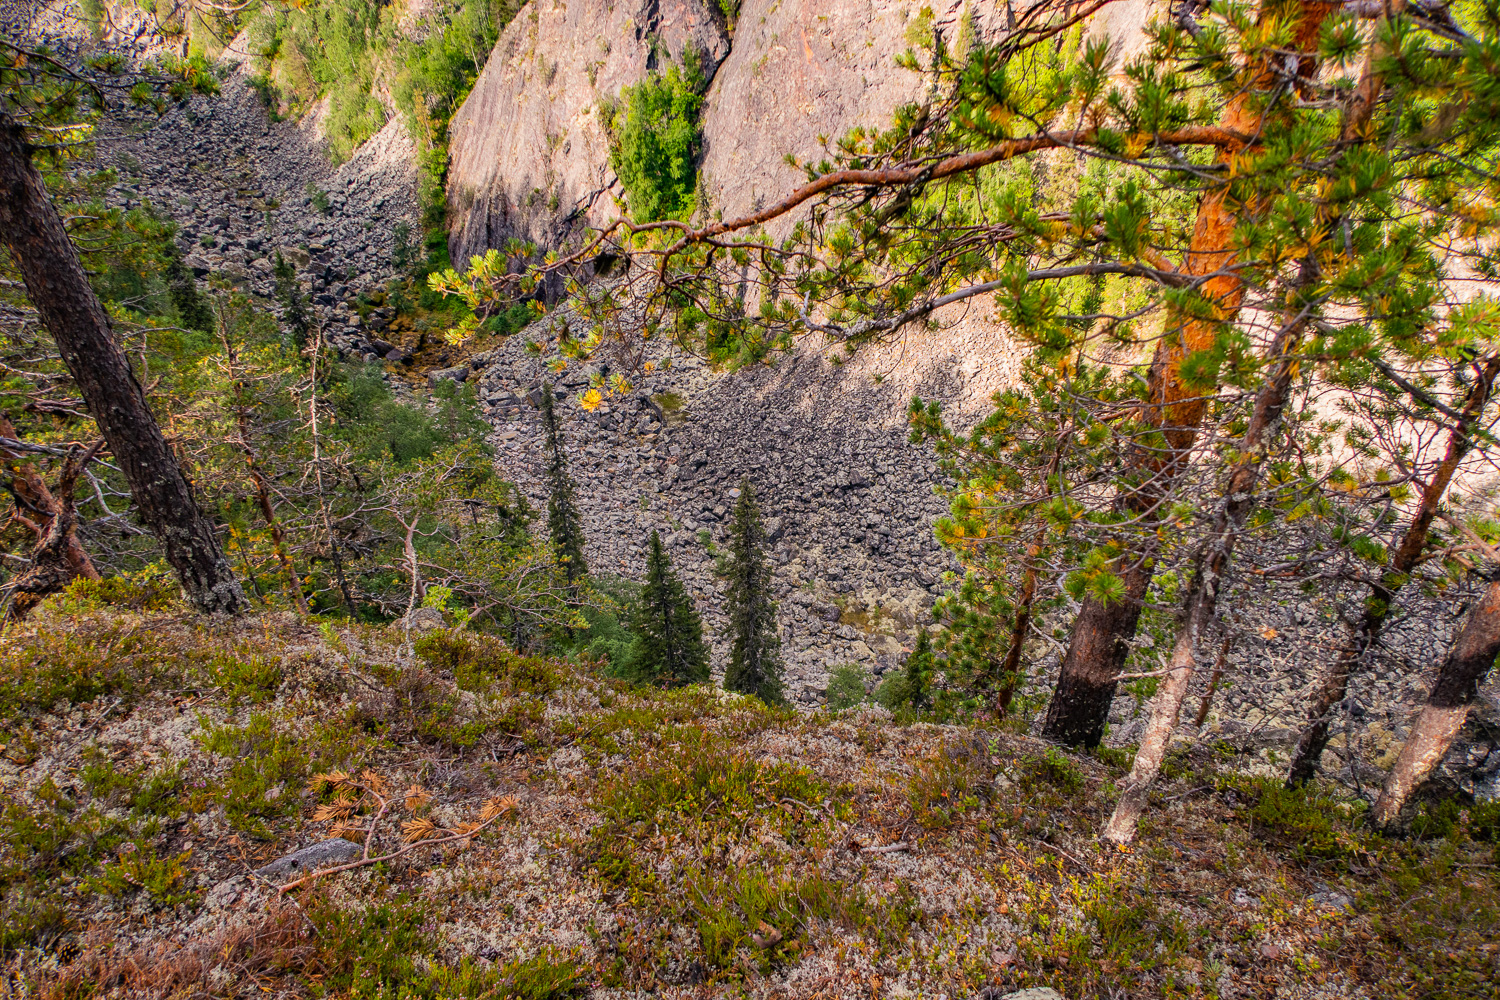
445, 0, 730, 264
445, 0, 1018, 259
697, 0, 1003, 230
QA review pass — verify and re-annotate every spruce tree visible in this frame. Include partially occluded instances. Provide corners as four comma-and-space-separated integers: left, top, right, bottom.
721, 477, 784, 705
905, 628, 934, 711
634, 529, 709, 687
540, 382, 587, 586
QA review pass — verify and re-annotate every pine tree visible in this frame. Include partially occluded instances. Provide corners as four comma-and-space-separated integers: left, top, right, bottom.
167, 250, 213, 333
905, 628, 934, 711
721, 478, 784, 705
633, 529, 709, 687
1, 92, 246, 614
540, 383, 587, 586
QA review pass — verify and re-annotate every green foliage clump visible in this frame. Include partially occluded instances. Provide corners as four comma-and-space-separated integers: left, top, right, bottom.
196, 712, 314, 837
593, 730, 825, 846
272, 251, 312, 349
326, 364, 489, 466
82, 845, 197, 907
78, 750, 185, 818
632, 530, 709, 687
824, 663, 868, 711
306, 182, 332, 213
872, 631, 934, 718
0, 778, 132, 952
693, 868, 843, 972
607, 51, 706, 222
1409, 796, 1500, 843
574, 603, 643, 675
413, 630, 561, 699
0, 622, 176, 723
720, 478, 785, 706
165, 250, 214, 332
907, 749, 990, 829
55, 572, 177, 613
305, 894, 433, 996
1022, 746, 1086, 794
305, 893, 583, 998
416, 953, 585, 1000
1232, 778, 1365, 862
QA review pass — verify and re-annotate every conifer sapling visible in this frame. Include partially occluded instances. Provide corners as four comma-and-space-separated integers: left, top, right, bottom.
540, 382, 588, 586
721, 477, 785, 705
634, 529, 710, 687
905, 628, 934, 711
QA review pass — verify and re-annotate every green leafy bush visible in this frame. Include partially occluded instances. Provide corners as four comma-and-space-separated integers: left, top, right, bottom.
607, 51, 706, 222
82, 845, 197, 907
1232, 778, 1365, 861
825, 663, 869, 711
196, 713, 311, 837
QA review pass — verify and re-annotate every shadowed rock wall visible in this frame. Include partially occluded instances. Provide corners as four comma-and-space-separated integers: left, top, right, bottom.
445, 0, 730, 264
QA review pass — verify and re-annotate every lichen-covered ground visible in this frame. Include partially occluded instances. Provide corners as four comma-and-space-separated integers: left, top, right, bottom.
1, 590, 1497, 999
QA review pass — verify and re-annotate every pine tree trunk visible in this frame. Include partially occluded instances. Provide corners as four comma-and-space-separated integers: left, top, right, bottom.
1044, 556, 1151, 745
1102, 1, 1414, 826
1371, 579, 1500, 828
0, 112, 245, 614
998, 436, 1068, 717
1101, 264, 1314, 840
1042, 1, 1337, 746
1044, 0, 1362, 746
1287, 356, 1500, 787
995, 543, 1039, 717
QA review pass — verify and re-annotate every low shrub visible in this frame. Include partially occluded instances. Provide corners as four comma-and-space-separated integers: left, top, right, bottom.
824, 663, 869, 711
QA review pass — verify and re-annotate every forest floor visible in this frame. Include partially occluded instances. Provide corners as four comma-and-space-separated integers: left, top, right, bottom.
1, 586, 1497, 1000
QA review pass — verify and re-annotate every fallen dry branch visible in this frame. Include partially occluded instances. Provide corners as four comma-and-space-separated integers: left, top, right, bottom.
277, 769, 517, 893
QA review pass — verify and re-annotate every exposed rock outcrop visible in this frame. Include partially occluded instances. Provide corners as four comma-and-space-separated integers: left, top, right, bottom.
442, 0, 1171, 258
445, 0, 1016, 258
697, 0, 1004, 231
445, 0, 730, 263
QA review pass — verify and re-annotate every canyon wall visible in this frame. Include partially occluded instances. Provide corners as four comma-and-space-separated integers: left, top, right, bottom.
445, 0, 1012, 263
445, 0, 731, 263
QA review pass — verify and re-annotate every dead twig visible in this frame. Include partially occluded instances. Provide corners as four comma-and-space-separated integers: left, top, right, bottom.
277, 770, 517, 893
861, 841, 912, 855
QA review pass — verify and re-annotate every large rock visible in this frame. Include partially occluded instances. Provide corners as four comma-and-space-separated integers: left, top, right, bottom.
447, 0, 1162, 260
252, 838, 362, 881
445, 0, 730, 263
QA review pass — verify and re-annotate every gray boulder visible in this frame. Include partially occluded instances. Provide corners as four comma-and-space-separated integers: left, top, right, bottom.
252, 838, 361, 882
428, 365, 470, 388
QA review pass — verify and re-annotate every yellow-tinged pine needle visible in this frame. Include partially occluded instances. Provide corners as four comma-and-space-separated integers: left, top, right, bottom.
404, 785, 432, 812
401, 818, 439, 844
481, 795, 520, 822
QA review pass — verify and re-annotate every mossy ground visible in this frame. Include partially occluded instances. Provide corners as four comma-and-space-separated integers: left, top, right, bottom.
1, 597, 1497, 998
